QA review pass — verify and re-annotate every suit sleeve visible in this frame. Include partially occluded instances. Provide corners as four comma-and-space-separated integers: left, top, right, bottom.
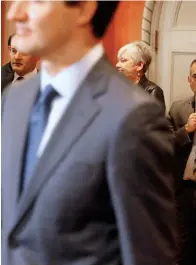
107, 102, 177, 265
167, 102, 192, 149
151, 86, 166, 112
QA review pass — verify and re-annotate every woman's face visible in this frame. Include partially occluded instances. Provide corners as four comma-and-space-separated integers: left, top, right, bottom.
116, 50, 144, 83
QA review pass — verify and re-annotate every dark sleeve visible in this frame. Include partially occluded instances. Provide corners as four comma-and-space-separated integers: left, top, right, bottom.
107, 102, 177, 265
167, 102, 192, 149
1, 85, 10, 118
151, 86, 166, 112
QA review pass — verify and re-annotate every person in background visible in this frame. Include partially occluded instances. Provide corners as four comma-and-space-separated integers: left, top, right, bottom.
1, 33, 39, 92
2, 1, 176, 265
168, 59, 196, 265
116, 41, 165, 110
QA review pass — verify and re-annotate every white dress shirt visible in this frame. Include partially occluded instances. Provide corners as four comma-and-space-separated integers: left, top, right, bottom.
38, 43, 104, 157
12, 68, 37, 83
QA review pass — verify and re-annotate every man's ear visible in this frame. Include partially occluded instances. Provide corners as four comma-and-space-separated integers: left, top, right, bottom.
188, 75, 191, 84
8, 46, 11, 54
76, 1, 97, 26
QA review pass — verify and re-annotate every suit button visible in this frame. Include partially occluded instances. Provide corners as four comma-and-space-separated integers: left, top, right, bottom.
8, 236, 19, 248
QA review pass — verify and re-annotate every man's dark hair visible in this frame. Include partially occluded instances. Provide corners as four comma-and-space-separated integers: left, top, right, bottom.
190, 59, 196, 76
66, 1, 119, 38
8, 33, 16, 46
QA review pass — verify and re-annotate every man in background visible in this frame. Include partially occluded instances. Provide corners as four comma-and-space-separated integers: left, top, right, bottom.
2, 2, 176, 265
168, 59, 196, 265
1, 33, 39, 92
116, 41, 165, 110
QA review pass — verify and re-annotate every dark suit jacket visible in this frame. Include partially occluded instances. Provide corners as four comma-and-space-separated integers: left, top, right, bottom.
2, 57, 177, 265
139, 75, 166, 111
167, 96, 196, 192
1, 62, 14, 93
168, 96, 196, 264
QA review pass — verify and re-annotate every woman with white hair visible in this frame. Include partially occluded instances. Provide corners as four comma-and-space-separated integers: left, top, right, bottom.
116, 41, 165, 110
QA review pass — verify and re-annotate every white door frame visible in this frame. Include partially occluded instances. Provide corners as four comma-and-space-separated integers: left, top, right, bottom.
143, 1, 196, 110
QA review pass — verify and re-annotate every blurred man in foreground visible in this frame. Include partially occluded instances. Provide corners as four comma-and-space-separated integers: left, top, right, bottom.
2, 2, 176, 265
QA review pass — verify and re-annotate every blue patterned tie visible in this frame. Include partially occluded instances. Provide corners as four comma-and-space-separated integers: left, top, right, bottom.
22, 84, 58, 191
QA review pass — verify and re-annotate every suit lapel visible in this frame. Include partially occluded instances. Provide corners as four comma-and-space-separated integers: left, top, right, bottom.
10, 57, 110, 235
11, 76, 40, 198
186, 95, 195, 118
4, 76, 40, 231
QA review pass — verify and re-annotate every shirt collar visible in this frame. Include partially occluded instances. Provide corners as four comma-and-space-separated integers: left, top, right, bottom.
13, 68, 37, 83
40, 43, 104, 98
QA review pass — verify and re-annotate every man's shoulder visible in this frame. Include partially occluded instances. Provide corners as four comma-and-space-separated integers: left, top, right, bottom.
92, 58, 162, 128
170, 96, 193, 110
168, 96, 193, 121
98, 58, 157, 108
3, 73, 40, 102
98, 63, 166, 140
1, 62, 13, 74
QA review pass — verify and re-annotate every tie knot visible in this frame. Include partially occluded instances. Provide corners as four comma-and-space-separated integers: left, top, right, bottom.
39, 84, 59, 106
16, 76, 24, 81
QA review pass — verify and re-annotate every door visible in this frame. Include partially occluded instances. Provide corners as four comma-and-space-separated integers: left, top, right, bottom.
150, 1, 196, 110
